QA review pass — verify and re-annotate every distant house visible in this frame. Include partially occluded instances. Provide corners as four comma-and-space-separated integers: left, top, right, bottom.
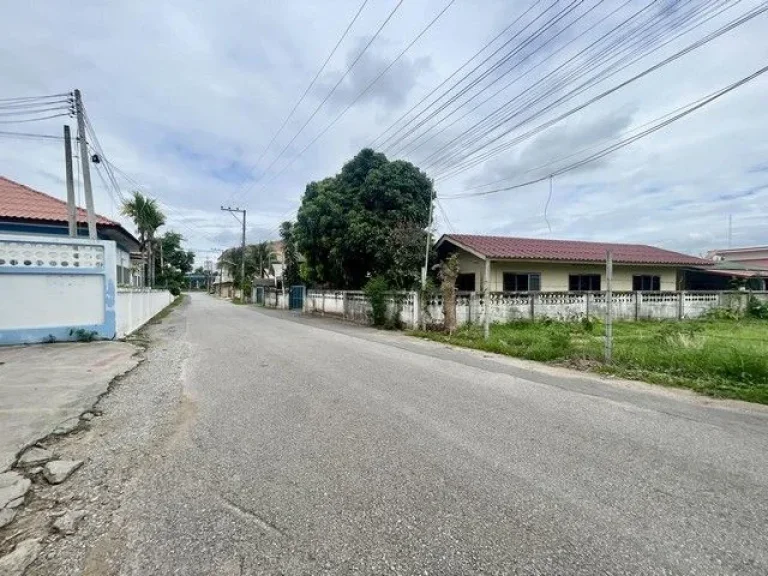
0, 176, 142, 286
436, 234, 711, 292
684, 246, 768, 290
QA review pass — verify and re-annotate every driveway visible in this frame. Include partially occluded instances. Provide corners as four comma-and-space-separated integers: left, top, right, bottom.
0, 341, 139, 472
24, 293, 768, 575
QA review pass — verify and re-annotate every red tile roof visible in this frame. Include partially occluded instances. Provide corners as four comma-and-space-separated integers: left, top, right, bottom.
441, 234, 711, 266
0, 175, 118, 226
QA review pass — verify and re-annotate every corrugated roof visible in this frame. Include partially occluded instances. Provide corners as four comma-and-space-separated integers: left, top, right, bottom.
0, 175, 118, 226
441, 234, 711, 266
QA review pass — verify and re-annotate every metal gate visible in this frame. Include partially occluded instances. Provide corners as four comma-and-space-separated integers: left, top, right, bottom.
254, 286, 265, 305
289, 285, 305, 310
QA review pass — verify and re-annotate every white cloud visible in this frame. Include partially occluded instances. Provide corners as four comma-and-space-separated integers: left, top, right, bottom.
1, 0, 767, 267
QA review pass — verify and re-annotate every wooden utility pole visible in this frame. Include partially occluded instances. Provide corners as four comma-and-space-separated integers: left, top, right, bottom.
605, 250, 613, 363
74, 89, 97, 239
221, 206, 247, 299
63, 125, 77, 237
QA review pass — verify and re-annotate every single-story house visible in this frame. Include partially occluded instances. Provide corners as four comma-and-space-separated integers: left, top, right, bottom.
436, 234, 712, 292
0, 175, 142, 286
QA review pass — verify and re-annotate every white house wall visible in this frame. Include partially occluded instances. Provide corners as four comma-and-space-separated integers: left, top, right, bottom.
453, 251, 678, 292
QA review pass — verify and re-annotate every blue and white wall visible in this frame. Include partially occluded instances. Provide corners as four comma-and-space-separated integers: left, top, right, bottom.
0, 233, 117, 344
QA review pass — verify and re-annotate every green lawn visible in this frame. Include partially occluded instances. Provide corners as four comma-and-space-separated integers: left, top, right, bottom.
412, 319, 768, 404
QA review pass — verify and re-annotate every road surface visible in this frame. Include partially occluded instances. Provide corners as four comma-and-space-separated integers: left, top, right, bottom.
30, 293, 768, 575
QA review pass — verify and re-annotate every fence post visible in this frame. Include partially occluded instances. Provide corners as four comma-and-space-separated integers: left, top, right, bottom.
342, 291, 348, 320
483, 259, 491, 339
585, 292, 590, 319
678, 291, 685, 320
635, 291, 642, 321
411, 291, 419, 329
529, 293, 535, 321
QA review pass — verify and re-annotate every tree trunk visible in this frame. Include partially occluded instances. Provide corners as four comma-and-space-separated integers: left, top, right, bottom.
443, 283, 457, 334
147, 241, 154, 288
439, 254, 460, 334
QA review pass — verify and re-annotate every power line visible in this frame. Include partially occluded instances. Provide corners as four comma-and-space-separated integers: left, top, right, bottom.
435, 197, 456, 234
422, 0, 721, 175
0, 129, 64, 141
440, 63, 768, 200
0, 105, 72, 117
251, 0, 457, 192
390, 0, 633, 159
225, 0, 370, 206
0, 112, 71, 124
431, 1, 764, 180
384, 0, 586, 158
231, 0, 405, 205
0, 99, 72, 111
370, 0, 547, 151
0, 92, 71, 104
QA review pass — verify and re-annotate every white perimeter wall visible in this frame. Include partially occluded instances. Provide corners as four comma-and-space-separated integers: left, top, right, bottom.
116, 289, 174, 338
1, 274, 105, 329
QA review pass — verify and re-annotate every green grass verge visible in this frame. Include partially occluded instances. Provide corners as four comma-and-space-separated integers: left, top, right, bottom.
411, 318, 768, 404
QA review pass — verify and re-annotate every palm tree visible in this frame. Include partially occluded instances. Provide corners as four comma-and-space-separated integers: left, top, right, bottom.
121, 191, 166, 287
251, 242, 272, 278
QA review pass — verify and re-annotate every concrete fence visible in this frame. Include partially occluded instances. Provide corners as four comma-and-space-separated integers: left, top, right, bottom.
305, 290, 418, 327
115, 288, 175, 338
301, 289, 768, 329
0, 234, 118, 345
257, 287, 287, 309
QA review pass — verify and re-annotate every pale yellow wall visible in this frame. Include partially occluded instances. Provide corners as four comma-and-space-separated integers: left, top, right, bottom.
452, 250, 678, 292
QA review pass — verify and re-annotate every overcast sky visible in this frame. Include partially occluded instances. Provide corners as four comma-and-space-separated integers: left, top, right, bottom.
2, 0, 767, 263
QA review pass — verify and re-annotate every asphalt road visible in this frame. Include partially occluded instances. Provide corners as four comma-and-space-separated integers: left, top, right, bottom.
52, 293, 768, 574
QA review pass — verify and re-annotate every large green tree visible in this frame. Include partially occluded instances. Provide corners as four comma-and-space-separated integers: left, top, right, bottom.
294, 149, 433, 289
154, 231, 194, 293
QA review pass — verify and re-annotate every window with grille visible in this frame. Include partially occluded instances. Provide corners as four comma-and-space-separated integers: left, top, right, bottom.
568, 274, 601, 291
456, 273, 475, 291
503, 272, 541, 292
632, 275, 661, 291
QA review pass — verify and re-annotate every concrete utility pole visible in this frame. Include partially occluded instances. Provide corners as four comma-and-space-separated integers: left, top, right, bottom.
74, 89, 97, 240
221, 206, 247, 299
63, 125, 77, 237
421, 191, 434, 290
604, 250, 613, 364
483, 258, 491, 340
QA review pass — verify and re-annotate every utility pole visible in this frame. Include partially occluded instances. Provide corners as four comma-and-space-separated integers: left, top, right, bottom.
421, 191, 434, 290
484, 258, 491, 340
419, 192, 435, 330
604, 250, 613, 364
63, 125, 77, 237
74, 89, 97, 240
221, 206, 247, 300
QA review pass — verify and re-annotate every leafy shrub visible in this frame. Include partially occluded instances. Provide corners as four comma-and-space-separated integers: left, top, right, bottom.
170, 285, 182, 297
364, 276, 389, 327
747, 296, 768, 319
69, 328, 98, 342
702, 306, 742, 321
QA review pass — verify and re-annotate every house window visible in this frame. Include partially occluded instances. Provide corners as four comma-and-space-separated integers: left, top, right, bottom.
633, 275, 661, 291
503, 272, 541, 292
569, 274, 601, 291
456, 273, 475, 292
